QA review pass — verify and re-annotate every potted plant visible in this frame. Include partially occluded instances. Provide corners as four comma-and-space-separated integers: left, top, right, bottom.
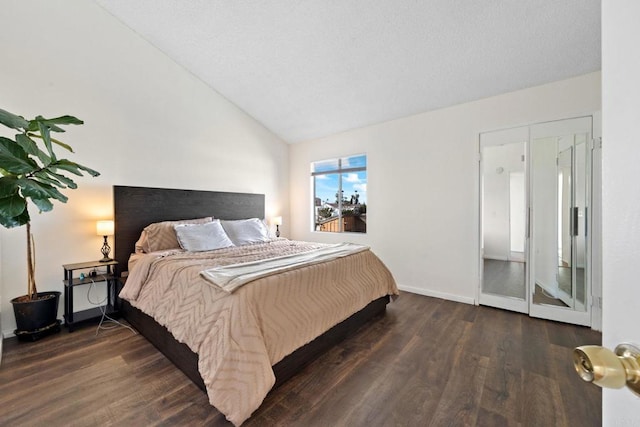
0, 108, 99, 341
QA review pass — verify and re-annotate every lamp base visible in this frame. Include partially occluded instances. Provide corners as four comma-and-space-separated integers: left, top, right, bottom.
100, 235, 112, 263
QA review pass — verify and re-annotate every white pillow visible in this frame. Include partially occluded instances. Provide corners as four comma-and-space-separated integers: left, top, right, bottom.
220, 218, 270, 246
142, 217, 214, 252
174, 220, 234, 252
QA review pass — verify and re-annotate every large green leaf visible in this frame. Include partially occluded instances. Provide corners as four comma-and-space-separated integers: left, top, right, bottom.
31, 197, 53, 213
20, 177, 68, 202
53, 159, 100, 177
37, 120, 64, 133
42, 115, 83, 128
0, 137, 38, 174
0, 194, 26, 219
27, 115, 83, 133
16, 133, 51, 166
44, 170, 77, 189
36, 121, 56, 161
15, 133, 39, 156
19, 178, 53, 198
0, 207, 30, 228
0, 109, 29, 130
27, 116, 59, 133
0, 176, 19, 198
32, 171, 64, 188
50, 159, 81, 176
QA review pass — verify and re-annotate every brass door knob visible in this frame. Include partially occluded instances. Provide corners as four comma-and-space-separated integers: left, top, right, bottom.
573, 343, 640, 396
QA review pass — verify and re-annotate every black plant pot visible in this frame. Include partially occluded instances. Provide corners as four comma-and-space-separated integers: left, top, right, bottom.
11, 291, 61, 341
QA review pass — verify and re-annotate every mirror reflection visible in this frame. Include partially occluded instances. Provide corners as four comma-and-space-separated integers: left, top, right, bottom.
481, 141, 526, 300
532, 133, 588, 311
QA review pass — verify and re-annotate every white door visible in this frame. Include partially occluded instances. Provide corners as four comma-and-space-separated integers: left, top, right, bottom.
602, 1, 640, 420
479, 126, 529, 314
528, 117, 592, 326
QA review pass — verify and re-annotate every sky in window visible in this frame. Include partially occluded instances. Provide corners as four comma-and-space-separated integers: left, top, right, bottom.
315, 172, 367, 205
313, 154, 367, 205
312, 154, 366, 173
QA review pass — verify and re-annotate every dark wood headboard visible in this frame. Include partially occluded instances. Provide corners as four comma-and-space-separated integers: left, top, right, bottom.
113, 185, 265, 275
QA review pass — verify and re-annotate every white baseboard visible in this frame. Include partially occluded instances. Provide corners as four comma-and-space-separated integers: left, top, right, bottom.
397, 284, 476, 305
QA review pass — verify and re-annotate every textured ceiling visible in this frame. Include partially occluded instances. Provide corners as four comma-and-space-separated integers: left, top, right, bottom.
96, 0, 601, 143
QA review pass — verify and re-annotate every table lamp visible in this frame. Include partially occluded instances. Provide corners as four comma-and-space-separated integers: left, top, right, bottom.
96, 220, 114, 262
273, 216, 282, 238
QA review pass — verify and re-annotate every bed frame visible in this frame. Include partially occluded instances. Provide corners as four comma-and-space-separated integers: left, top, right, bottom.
113, 185, 390, 391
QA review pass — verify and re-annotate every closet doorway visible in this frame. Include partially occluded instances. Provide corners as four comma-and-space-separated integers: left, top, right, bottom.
479, 116, 595, 326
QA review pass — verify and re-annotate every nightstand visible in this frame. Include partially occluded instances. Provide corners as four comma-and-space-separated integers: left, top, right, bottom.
63, 260, 119, 332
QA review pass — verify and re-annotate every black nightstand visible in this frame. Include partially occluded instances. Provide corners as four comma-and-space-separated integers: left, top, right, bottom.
62, 260, 119, 332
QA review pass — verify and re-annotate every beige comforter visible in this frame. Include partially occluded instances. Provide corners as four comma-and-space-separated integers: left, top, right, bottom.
119, 239, 398, 426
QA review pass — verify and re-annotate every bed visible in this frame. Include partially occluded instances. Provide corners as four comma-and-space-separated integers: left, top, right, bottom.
113, 185, 398, 425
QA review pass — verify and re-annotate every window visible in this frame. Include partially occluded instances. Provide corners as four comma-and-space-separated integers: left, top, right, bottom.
311, 154, 367, 233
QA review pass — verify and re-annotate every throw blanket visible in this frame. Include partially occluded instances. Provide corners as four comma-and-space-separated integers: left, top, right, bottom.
200, 242, 368, 292
119, 239, 398, 426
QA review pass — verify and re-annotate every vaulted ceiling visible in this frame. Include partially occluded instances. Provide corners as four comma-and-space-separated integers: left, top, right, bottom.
96, 0, 601, 143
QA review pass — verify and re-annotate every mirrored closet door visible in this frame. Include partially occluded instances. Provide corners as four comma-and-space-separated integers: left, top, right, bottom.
479, 116, 593, 326
479, 126, 529, 314
528, 117, 591, 325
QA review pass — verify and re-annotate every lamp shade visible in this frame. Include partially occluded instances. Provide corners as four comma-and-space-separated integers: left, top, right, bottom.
272, 216, 283, 226
96, 220, 114, 236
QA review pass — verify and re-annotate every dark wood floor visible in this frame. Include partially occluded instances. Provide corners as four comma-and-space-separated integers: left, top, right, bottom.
0, 292, 601, 426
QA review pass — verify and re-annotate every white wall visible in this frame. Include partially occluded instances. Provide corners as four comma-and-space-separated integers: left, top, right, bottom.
290, 72, 600, 303
602, 1, 640, 424
481, 142, 525, 260
0, 0, 289, 336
